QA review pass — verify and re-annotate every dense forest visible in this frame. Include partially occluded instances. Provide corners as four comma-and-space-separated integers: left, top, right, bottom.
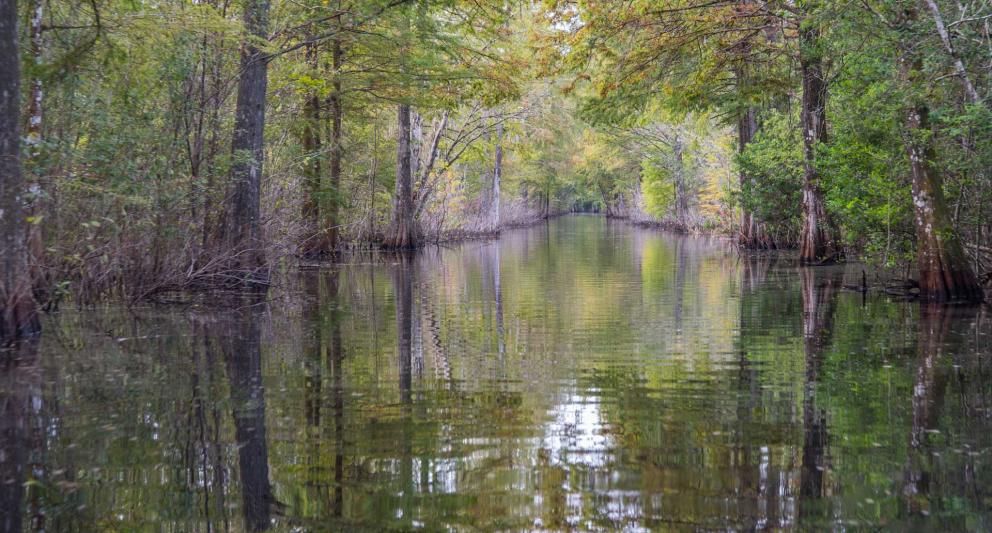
2, 0, 992, 339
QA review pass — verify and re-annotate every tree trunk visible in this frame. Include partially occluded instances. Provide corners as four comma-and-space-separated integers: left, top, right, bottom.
923, 0, 980, 105
200, 28, 227, 249
412, 111, 449, 220
673, 134, 689, 230
737, 106, 769, 249
597, 182, 614, 218
384, 104, 416, 249
326, 36, 343, 253
216, 0, 270, 283
799, 19, 842, 264
0, 0, 41, 339
410, 111, 423, 190
25, 0, 45, 298
897, 13, 983, 302
26, 0, 42, 145
491, 122, 503, 232
299, 42, 324, 258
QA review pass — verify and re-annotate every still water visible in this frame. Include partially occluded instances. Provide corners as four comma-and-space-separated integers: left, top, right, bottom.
2, 215, 991, 531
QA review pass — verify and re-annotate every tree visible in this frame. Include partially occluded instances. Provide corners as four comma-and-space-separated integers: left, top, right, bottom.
0, 0, 40, 339
385, 103, 416, 248
546, 0, 784, 245
895, 5, 983, 302
215, 0, 271, 284
298, 40, 324, 258
797, 4, 842, 264
490, 122, 503, 231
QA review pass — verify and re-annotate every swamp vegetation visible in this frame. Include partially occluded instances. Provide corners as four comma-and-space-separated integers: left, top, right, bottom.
1, 0, 992, 529
0, 0, 990, 327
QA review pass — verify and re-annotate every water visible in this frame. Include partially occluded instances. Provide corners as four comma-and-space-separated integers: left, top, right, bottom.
2, 215, 991, 531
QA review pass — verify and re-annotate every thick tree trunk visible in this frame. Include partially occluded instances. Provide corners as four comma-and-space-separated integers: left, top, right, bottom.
299, 43, 323, 258
903, 103, 982, 301
0, 0, 41, 339
384, 104, 416, 249
799, 21, 842, 264
216, 0, 270, 283
897, 18, 983, 302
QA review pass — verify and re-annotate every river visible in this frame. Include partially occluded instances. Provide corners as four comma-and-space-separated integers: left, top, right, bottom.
2, 214, 990, 531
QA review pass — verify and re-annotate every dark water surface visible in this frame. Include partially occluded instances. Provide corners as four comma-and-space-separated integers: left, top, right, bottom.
3, 215, 992, 531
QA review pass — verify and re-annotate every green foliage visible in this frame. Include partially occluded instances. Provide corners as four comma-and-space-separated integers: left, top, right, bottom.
736, 111, 803, 243
640, 158, 674, 218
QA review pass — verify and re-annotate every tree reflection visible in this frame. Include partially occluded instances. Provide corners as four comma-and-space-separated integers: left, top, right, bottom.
326, 269, 345, 516
492, 243, 506, 359
798, 266, 839, 518
0, 341, 41, 533
393, 253, 414, 404
734, 252, 775, 527
215, 298, 274, 531
476, 241, 507, 362
901, 304, 954, 517
188, 320, 232, 531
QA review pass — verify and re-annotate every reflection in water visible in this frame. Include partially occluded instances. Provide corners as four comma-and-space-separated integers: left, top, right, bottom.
215, 299, 274, 531
188, 319, 231, 532
901, 304, 953, 518
328, 270, 345, 517
799, 266, 838, 517
0, 343, 40, 533
392, 253, 414, 404
5, 216, 992, 530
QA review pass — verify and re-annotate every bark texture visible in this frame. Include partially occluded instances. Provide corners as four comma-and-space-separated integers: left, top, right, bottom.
896, 16, 983, 302
0, 0, 41, 340
384, 104, 416, 249
798, 19, 842, 264
923, 0, 980, 105
217, 0, 270, 283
